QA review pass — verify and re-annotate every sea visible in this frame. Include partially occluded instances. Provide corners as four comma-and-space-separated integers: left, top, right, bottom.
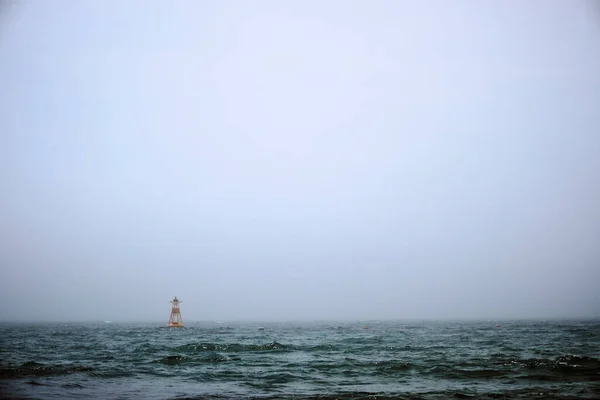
1, 320, 599, 399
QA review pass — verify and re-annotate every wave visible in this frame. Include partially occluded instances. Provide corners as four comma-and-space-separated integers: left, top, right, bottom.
0, 362, 93, 378
0, 361, 134, 379
155, 352, 230, 365
497, 355, 600, 372
173, 341, 291, 353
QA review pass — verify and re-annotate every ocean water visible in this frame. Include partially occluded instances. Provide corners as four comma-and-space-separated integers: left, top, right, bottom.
1, 320, 599, 399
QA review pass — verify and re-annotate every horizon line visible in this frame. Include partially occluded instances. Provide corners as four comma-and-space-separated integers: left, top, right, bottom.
1, 316, 599, 324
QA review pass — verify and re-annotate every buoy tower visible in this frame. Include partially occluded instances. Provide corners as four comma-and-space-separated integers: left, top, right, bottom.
168, 296, 184, 327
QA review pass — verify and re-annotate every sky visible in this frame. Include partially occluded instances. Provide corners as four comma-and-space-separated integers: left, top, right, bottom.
1, 0, 599, 322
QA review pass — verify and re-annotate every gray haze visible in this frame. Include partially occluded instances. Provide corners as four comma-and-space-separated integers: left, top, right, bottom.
1, 1, 599, 322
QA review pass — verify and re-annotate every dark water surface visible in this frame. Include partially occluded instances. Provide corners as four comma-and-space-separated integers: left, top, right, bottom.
1, 320, 599, 399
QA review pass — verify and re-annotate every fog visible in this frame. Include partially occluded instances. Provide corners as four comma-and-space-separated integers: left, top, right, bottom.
1, 1, 599, 322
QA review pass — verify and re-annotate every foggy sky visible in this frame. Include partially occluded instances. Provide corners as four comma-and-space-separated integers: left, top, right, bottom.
1, 1, 599, 322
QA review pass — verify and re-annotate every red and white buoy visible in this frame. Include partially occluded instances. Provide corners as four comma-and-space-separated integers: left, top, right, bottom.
168, 296, 184, 327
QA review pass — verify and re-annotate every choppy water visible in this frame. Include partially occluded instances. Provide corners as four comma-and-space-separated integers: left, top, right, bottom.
1, 320, 599, 399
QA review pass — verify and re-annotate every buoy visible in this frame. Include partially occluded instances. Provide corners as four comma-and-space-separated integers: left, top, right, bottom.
168, 297, 184, 327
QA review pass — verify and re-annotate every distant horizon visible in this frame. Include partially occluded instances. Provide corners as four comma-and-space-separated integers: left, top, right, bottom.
2, 316, 599, 325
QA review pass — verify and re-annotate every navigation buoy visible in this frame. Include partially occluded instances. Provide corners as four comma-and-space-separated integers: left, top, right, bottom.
168, 296, 184, 327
